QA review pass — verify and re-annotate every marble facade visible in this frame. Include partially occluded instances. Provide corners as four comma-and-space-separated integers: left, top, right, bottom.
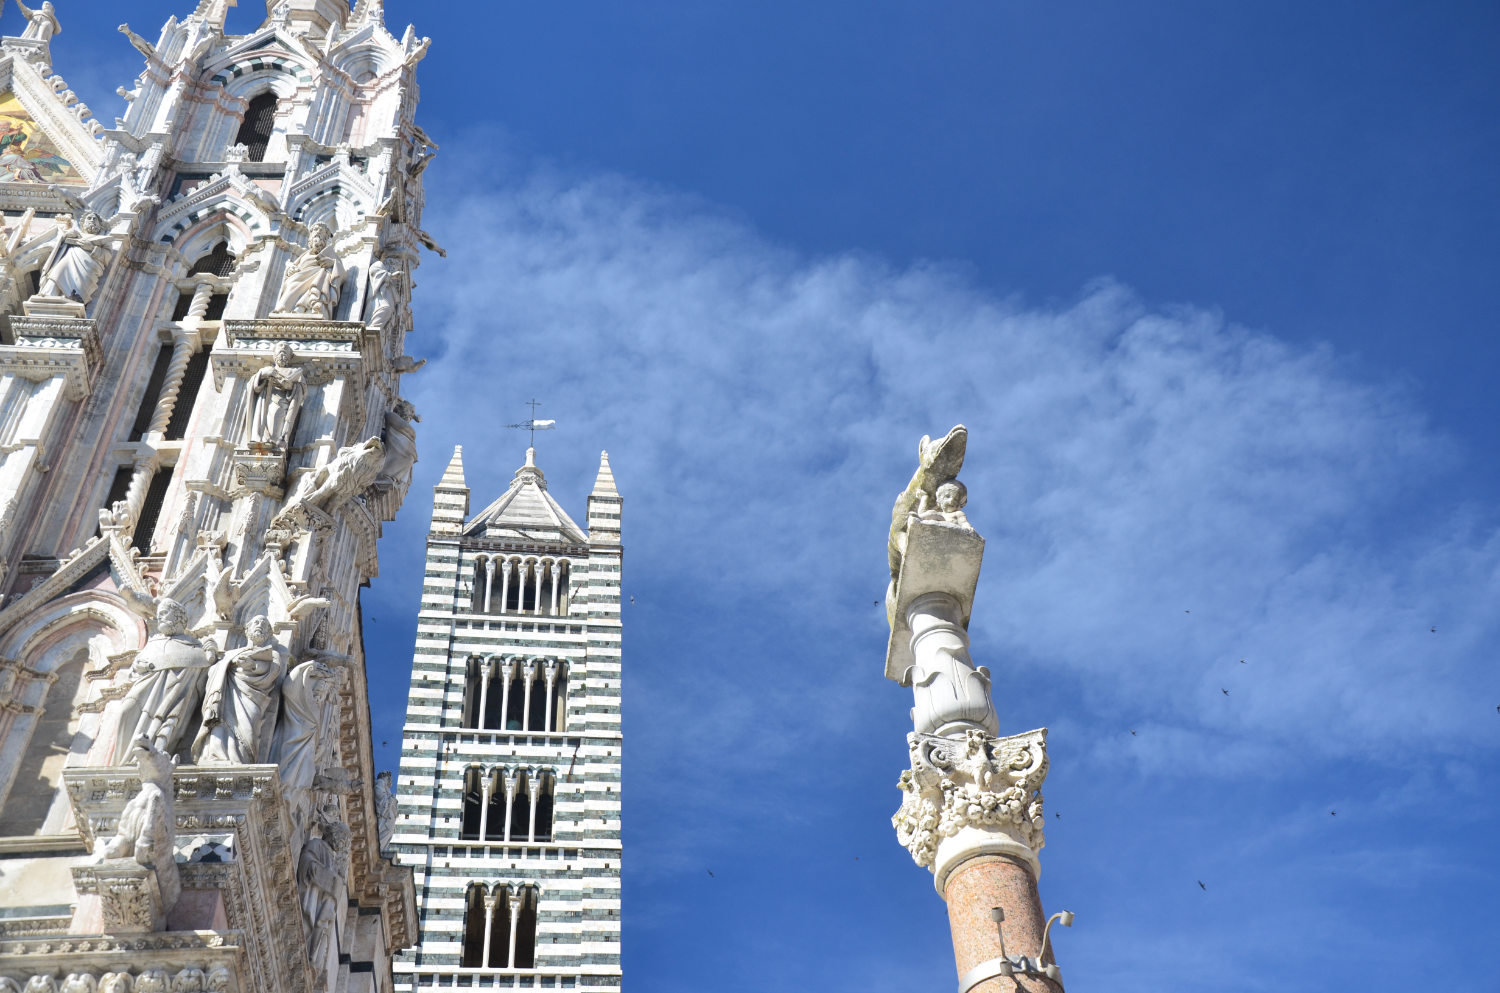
0, 2, 435, 992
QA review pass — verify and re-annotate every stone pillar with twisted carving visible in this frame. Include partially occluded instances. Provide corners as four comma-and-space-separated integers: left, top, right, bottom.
885, 425, 1070, 993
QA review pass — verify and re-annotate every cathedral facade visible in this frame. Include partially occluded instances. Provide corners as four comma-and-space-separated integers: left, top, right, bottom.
0, 2, 435, 992
392, 446, 623, 991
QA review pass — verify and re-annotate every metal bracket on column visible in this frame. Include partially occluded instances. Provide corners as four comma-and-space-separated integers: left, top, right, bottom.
956, 906, 1070, 992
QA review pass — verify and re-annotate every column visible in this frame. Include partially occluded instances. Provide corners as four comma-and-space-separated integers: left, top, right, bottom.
521, 660, 536, 731
527, 771, 541, 843
144, 330, 195, 438
477, 768, 491, 842
498, 558, 512, 613
481, 887, 497, 967
476, 657, 492, 730
483, 558, 495, 613
548, 561, 561, 615
543, 661, 558, 733
498, 658, 515, 730
532, 560, 545, 615
500, 769, 516, 842
506, 888, 522, 969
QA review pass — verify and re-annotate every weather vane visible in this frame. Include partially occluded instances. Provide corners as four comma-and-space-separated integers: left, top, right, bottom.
506, 398, 556, 450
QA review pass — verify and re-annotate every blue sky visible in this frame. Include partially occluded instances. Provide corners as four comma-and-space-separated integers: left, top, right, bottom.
42, 3, 1500, 990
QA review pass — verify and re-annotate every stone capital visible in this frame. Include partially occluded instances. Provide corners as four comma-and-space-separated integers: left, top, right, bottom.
892, 727, 1049, 893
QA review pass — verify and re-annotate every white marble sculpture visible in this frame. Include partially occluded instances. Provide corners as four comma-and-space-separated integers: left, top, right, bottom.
96, 976, 130, 993
192, 615, 287, 766
36, 211, 110, 304
95, 736, 181, 916
916, 479, 969, 528
111, 598, 217, 761
373, 770, 397, 852
298, 816, 351, 969
273, 655, 348, 840
377, 400, 419, 490
272, 437, 384, 528
243, 343, 306, 452
15, 1, 60, 41
362, 256, 403, 332
888, 425, 970, 581
59, 976, 96, 993
272, 222, 344, 319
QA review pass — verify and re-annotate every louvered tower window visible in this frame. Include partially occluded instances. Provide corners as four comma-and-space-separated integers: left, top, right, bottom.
235, 93, 278, 162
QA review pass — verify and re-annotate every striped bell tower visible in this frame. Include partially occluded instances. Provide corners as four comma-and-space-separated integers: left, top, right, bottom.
393, 445, 623, 992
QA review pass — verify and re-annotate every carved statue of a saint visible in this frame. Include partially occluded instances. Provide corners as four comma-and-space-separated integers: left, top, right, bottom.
374, 770, 397, 852
362, 256, 404, 332
299, 817, 351, 969
272, 437, 384, 528
915, 479, 970, 529
15, 1, 61, 41
192, 615, 287, 765
243, 342, 306, 451
377, 400, 419, 490
273, 222, 344, 319
36, 211, 110, 304
273, 654, 348, 839
110, 598, 216, 761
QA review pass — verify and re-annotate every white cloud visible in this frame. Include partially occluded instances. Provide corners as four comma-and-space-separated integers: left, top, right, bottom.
380, 132, 1500, 860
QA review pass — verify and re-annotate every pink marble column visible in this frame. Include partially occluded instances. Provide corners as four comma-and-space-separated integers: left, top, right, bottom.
944, 855, 1060, 993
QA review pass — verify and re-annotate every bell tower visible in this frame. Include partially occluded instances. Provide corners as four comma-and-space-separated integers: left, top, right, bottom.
393, 445, 625, 991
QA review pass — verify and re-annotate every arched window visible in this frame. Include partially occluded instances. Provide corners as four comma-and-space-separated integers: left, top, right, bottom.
0, 647, 88, 836
235, 92, 278, 162
460, 884, 488, 967
513, 885, 539, 969
460, 766, 482, 840
551, 663, 568, 734
462, 657, 482, 729
189, 242, 236, 277
460, 884, 537, 969
508, 771, 532, 842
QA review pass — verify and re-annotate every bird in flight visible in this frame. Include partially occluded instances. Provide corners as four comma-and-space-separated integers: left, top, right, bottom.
1222, 688, 1229, 695
1330, 811, 1336, 816
1197, 880, 1206, 891
706, 870, 715, 878
1239, 659, 1246, 664
630, 595, 636, 604
1129, 729, 1137, 736
1054, 812, 1060, 820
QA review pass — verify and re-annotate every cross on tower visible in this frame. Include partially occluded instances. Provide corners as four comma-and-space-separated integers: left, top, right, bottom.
506, 399, 556, 451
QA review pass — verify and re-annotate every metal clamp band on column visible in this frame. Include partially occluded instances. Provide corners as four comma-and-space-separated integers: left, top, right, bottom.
957, 955, 1061, 993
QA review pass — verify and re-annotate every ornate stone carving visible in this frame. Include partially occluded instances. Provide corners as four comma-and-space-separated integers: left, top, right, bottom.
361, 257, 402, 332
296, 813, 350, 974
108, 599, 216, 762
35, 211, 111, 306
192, 616, 287, 766
242, 343, 305, 453
373, 771, 396, 853
0, 316, 101, 401
270, 438, 383, 531
271, 655, 349, 844
888, 424, 969, 584
78, 738, 181, 931
375, 400, 418, 491
893, 728, 1048, 874
15, 1, 61, 42
272, 224, 344, 320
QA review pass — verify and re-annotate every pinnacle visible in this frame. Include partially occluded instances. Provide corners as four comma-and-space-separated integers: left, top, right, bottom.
591, 450, 618, 497
438, 445, 466, 489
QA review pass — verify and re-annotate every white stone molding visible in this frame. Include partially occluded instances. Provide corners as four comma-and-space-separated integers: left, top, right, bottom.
0, 315, 100, 401
893, 727, 1049, 893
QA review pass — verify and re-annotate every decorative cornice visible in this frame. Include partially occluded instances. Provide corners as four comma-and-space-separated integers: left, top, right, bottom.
0, 315, 100, 400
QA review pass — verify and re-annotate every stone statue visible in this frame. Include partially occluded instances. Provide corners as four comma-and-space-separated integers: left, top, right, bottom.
191, 615, 287, 766
888, 425, 968, 581
298, 816, 351, 969
362, 256, 403, 332
915, 479, 970, 528
272, 654, 349, 841
23, 977, 57, 993
272, 437, 384, 528
0, 981, 21, 993
377, 400, 419, 490
111, 598, 216, 761
95, 736, 181, 917
272, 222, 344, 319
97, 976, 130, 993
132, 971, 168, 993
243, 342, 306, 452
36, 211, 110, 304
15, 1, 60, 41
374, 770, 397, 852
168, 970, 203, 993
